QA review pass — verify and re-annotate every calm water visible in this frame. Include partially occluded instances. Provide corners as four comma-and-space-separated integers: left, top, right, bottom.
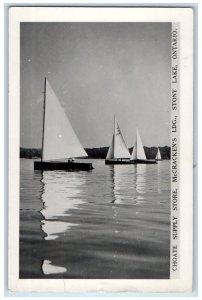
20, 158, 170, 279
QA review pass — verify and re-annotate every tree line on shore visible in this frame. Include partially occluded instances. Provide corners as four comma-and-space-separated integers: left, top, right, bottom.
20, 146, 170, 160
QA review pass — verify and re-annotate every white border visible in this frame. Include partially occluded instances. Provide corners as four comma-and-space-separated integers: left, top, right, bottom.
9, 7, 193, 292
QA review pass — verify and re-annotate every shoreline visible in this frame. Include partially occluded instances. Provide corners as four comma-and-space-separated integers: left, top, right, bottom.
20, 146, 171, 160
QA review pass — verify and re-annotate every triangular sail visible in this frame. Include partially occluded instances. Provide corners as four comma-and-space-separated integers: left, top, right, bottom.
136, 128, 146, 159
106, 134, 114, 159
156, 148, 161, 160
42, 79, 87, 161
113, 117, 131, 159
131, 128, 146, 160
130, 140, 137, 160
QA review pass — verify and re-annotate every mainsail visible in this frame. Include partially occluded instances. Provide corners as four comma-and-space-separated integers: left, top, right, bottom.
114, 117, 131, 159
42, 79, 87, 160
107, 117, 130, 159
106, 134, 114, 159
156, 148, 161, 160
131, 128, 146, 160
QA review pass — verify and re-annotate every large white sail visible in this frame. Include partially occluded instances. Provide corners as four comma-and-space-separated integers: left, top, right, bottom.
106, 134, 114, 159
113, 117, 131, 159
131, 128, 146, 160
156, 147, 161, 160
43, 79, 87, 160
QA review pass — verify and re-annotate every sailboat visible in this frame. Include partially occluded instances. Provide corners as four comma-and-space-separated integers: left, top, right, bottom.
105, 116, 131, 164
130, 128, 156, 164
155, 147, 162, 161
34, 78, 93, 171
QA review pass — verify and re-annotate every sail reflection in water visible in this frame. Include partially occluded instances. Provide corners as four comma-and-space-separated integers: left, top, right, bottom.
40, 170, 87, 275
112, 164, 147, 204
109, 162, 170, 279
42, 260, 67, 275
112, 165, 137, 204
20, 159, 170, 279
135, 164, 147, 205
40, 171, 86, 240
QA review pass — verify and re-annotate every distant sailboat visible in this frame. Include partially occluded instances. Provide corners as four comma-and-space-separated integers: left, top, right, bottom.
34, 78, 93, 171
155, 147, 162, 161
105, 116, 131, 164
130, 128, 156, 164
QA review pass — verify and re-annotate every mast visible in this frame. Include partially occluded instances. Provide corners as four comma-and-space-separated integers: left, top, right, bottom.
114, 114, 116, 136
113, 114, 115, 157
41, 77, 47, 162
112, 114, 116, 158
135, 129, 137, 159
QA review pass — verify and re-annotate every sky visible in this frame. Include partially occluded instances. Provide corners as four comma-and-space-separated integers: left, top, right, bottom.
20, 22, 171, 148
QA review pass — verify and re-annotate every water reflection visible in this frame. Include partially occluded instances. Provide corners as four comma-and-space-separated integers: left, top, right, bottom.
157, 161, 162, 194
20, 159, 170, 279
41, 171, 85, 240
134, 165, 147, 207
40, 171, 87, 274
110, 164, 147, 205
41, 220, 78, 241
135, 164, 147, 195
42, 260, 67, 275
40, 171, 86, 221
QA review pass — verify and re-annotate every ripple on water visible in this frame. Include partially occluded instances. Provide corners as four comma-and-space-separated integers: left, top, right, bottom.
20, 158, 170, 279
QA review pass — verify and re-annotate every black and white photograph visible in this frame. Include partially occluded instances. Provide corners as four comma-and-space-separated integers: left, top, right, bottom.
8, 7, 193, 292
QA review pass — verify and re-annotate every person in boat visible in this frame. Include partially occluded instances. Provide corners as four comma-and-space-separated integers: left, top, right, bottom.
68, 158, 75, 163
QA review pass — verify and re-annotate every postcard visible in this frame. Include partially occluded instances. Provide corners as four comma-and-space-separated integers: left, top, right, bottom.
8, 6, 193, 292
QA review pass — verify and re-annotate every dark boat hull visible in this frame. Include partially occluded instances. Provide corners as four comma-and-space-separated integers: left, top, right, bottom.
131, 159, 157, 164
34, 161, 93, 171
105, 159, 157, 165
105, 159, 131, 165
